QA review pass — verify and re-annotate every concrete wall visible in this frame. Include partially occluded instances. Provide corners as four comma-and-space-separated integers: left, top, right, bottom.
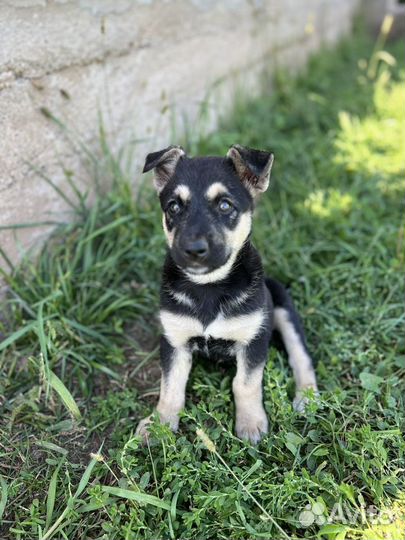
0, 0, 362, 271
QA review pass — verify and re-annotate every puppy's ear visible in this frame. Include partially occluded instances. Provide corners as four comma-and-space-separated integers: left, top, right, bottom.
143, 145, 185, 193
227, 144, 274, 197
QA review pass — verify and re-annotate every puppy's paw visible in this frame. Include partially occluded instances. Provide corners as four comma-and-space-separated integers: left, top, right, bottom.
159, 412, 180, 432
235, 409, 268, 444
293, 388, 319, 413
135, 415, 153, 443
135, 412, 180, 444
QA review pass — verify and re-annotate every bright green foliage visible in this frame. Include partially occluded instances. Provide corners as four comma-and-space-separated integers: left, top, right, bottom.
0, 31, 404, 540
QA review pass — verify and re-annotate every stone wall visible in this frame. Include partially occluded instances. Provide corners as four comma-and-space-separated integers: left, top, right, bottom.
0, 0, 363, 270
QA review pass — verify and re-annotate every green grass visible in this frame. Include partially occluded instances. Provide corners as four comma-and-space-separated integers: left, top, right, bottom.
1, 29, 404, 540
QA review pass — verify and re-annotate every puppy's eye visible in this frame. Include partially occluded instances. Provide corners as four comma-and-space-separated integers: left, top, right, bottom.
218, 198, 233, 213
167, 201, 181, 216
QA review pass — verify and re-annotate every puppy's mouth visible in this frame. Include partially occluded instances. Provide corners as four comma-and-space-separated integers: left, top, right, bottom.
184, 252, 232, 276
185, 265, 210, 275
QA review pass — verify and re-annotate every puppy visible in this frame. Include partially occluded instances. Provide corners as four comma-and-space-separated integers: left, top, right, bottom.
136, 145, 318, 444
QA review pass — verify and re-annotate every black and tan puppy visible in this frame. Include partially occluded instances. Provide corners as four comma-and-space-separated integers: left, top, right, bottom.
136, 145, 318, 444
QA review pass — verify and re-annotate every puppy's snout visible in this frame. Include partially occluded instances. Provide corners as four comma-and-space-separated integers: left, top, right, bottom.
183, 237, 209, 261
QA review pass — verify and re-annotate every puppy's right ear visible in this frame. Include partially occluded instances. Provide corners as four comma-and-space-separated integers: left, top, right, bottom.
143, 145, 185, 193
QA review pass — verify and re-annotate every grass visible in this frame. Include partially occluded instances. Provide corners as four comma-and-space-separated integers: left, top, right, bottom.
1, 27, 404, 540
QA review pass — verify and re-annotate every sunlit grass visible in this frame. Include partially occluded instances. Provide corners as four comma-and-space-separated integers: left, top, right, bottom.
335, 74, 405, 193
301, 188, 354, 219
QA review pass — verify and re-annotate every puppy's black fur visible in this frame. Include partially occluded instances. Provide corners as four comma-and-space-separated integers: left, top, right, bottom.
136, 145, 318, 444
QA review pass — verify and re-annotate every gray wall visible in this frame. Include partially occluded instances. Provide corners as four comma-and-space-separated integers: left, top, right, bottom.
0, 0, 362, 270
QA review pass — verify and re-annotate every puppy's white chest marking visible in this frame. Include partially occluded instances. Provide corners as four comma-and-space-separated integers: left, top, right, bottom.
170, 290, 195, 308
160, 309, 265, 348
205, 310, 264, 345
160, 311, 203, 348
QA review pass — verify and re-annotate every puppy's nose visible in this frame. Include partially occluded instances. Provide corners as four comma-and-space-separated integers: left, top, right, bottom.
183, 237, 209, 260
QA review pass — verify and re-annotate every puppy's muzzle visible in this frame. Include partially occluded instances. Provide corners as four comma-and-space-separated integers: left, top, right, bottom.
182, 237, 209, 263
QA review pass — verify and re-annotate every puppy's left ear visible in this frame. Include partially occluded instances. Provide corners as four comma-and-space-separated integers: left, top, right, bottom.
143, 145, 186, 193
227, 144, 274, 197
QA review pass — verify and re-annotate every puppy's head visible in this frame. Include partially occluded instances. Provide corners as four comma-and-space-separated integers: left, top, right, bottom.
143, 145, 274, 283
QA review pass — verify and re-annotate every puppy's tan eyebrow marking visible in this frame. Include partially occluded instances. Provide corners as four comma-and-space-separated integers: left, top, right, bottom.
174, 184, 191, 202
206, 182, 227, 200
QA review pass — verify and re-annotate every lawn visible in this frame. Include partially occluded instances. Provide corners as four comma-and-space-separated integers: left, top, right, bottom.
0, 28, 404, 540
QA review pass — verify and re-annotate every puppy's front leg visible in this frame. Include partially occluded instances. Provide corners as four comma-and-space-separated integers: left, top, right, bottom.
233, 346, 268, 444
136, 336, 192, 440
